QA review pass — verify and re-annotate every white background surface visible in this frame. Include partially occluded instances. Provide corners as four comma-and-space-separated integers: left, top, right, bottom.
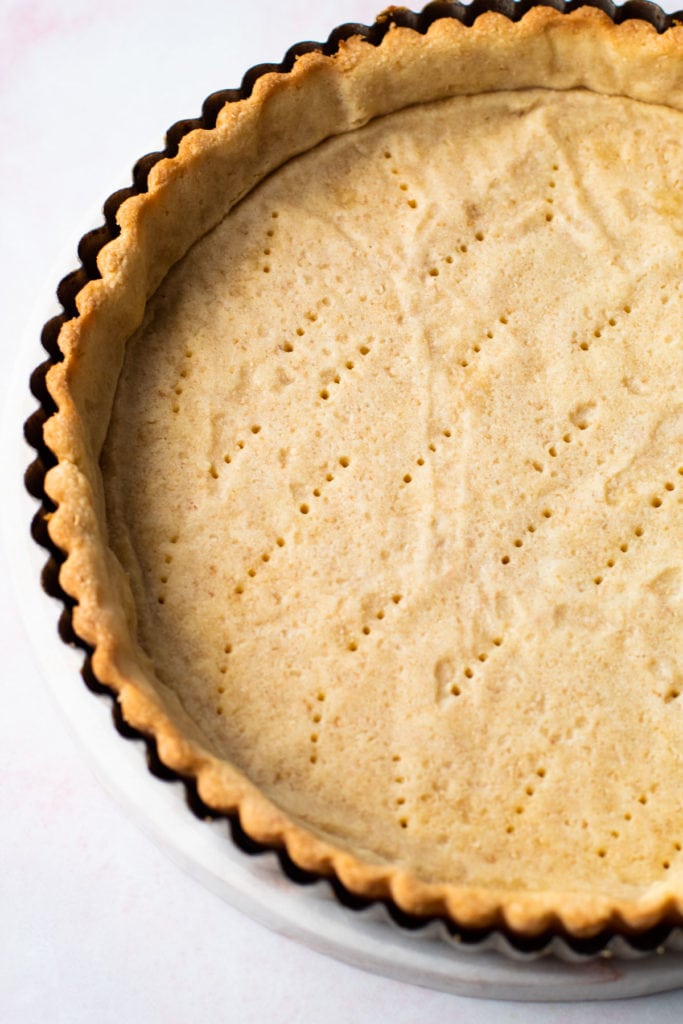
3, 1, 683, 1021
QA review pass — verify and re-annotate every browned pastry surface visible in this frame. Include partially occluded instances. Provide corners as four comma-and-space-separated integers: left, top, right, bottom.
44, 9, 683, 935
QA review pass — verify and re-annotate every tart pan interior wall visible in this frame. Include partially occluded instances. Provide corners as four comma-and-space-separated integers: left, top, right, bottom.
24, 0, 683, 959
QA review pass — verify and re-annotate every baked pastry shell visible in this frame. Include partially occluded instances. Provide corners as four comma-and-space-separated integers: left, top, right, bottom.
26, 0, 683, 948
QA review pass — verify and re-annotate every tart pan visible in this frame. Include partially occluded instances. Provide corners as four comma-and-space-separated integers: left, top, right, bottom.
23, 0, 683, 966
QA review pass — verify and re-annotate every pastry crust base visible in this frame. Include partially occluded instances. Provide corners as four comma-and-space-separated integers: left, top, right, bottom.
43, 6, 683, 937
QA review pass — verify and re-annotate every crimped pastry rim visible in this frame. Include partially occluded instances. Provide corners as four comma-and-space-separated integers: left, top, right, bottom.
33, 2, 683, 942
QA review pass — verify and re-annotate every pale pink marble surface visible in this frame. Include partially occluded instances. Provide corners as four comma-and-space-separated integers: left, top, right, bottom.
3, 2, 683, 1021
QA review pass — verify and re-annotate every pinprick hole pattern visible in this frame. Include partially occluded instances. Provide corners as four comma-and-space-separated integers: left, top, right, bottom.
503, 766, 548, 835
591, 471, 678, 589
168, 347, 194, 414
390, 755, 410, 829
347, 590, 404, 653
398, 429, 453, 493
231, 525, 291, 596
457, 631, 505, 693
529, 403, 597, 478
309, 691, 326, 765
543, 164, 558, 224
591, 781, 683, 871
499, 507, 552, 568
154, 537, 180, 609
577, 301, 632, 352
457, 311, 513, 370
384, 151, 419, 209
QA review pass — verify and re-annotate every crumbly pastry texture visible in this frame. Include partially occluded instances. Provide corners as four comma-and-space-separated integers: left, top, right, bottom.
44, 7, 683, 937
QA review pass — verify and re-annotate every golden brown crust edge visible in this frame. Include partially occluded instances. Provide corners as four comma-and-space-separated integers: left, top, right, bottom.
41, 6, 683, 939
